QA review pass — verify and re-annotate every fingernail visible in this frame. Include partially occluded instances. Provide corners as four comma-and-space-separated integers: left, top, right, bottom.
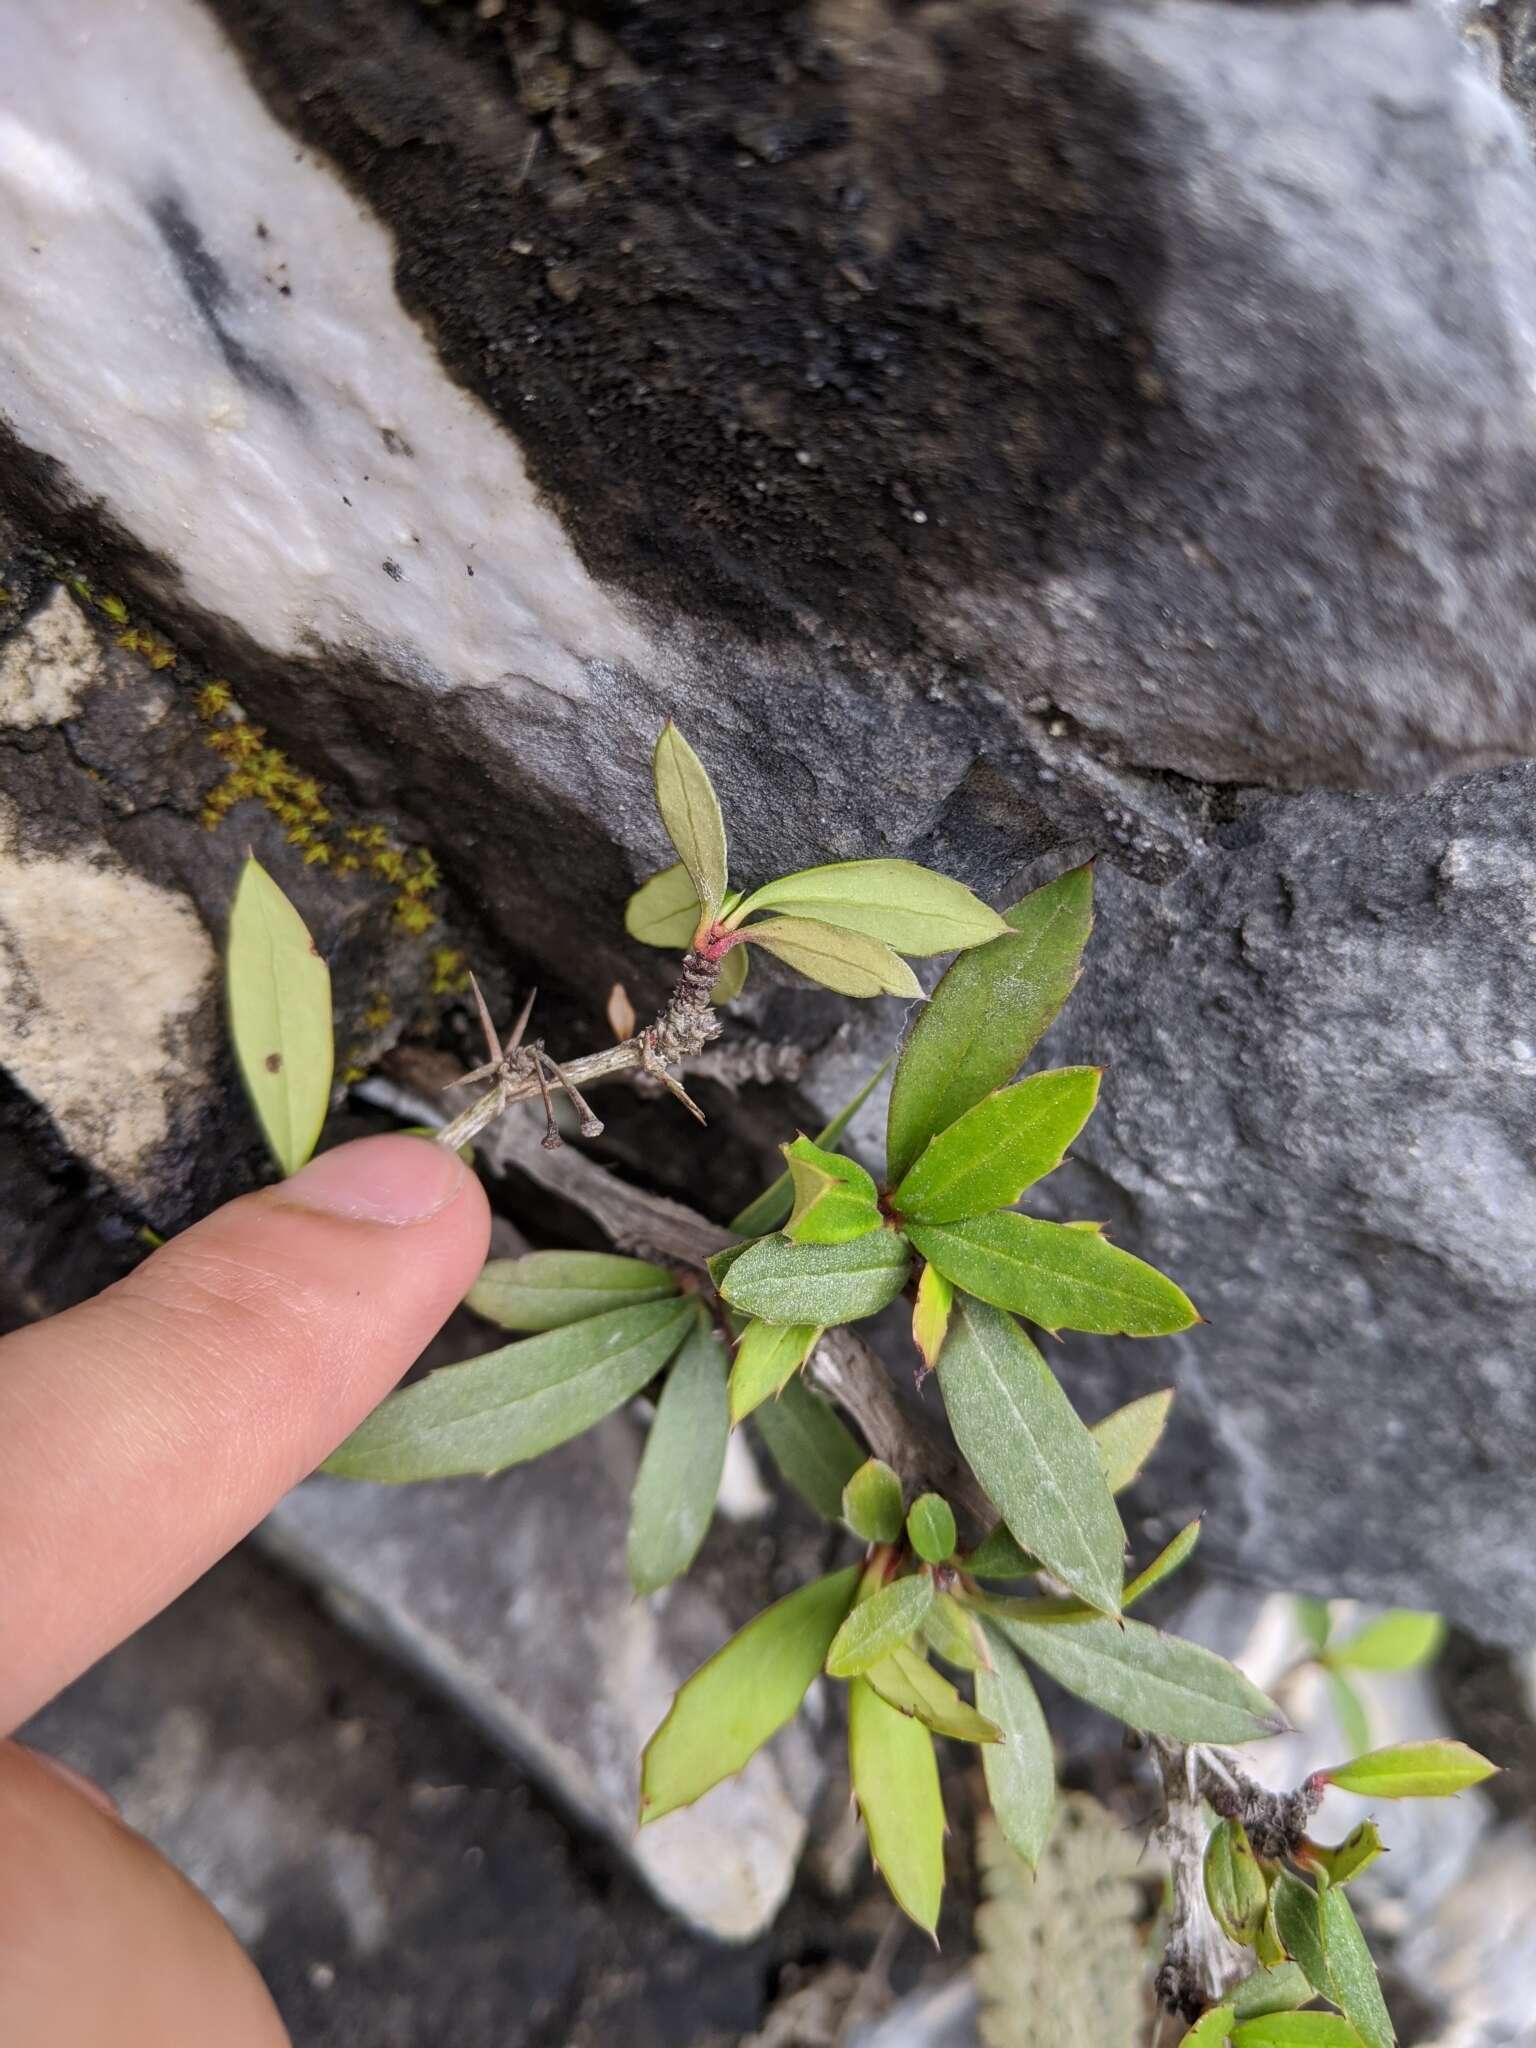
26, 1749, 119, 1818
282, 1134, 468, 1225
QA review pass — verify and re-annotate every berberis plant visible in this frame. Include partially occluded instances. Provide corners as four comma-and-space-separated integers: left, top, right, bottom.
226, 724, 1494, 2039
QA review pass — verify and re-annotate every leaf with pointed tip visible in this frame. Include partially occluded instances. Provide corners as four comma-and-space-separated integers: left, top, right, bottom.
1323, 1741, 1496, 1800
922, 1592, 991, 1673
730, 1061, 891, 1237
468, 1251, 678, 1332
325, 1297, 695, 1481
625, 862, 704, 947
887, 866, 1094, 1182
864, 1645, 1002, 1743
1205, 1818, 1269, 1946
1327, 1611, 1444, 1673
1318, 1886, 1394, 2048
227, 854, 333, 1176
627, 1313, 729, 1595
848, 1677, 946, 1933
746, 916, 925, 999
893, 1067, 1102, 1224
1271, 1876, 1331, 1998
751, 1376, 864, 1521
1303, 1820, 1384, 1890
843, 1458, 905, 1544
1123, 1518, 1202, 1608
911, 1260, 954, 1373
1179, 2011, 1236, 2048
652, 723, 728, 922
1230, 1965, 1314, 2020
969, 1518, 1196, 1622
1232, 2021, 1368, 2048
729, 1318, 822, 1423
976, 1624, 1056, 1869
711, 941, 750, 1005
907, 1493, 957, 1565
1326, 1672, 1371, 1759
784, 1135, 882, 1244
826, 1573, 936, 1677
1295, 1596, 1333, 1655
1092, 1388, 1176, 1491
908, 1211, 1198, 1336
731, 859, 1009, 956
937, 1295, 1124, 1617
961, 1525, 1043, 1580
721, 1228, 911, 1326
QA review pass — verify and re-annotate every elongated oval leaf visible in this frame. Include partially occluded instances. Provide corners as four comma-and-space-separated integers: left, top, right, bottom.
1318, 1887, 1394, 2048
729, 1318, 823, 1422
747, 916, 924, 999
976, 1624, 1056, 1869
911, 1260, 954, 1373
893, 1067, 1102, 1224
1233, 2020, 1368, 2048
1296, 1596, 1333, 1655
1322, 1740, 1496, 1800
1205, 1819, 1268, 1945
1093, 1388, 1176, 1492
826, 1573, 935, 1677
468, 1251, 677, 1332
751, 1376, 863, 1520
626, 1314, 729, 1595
640, 1564, 860, 1822
937, 1296, 1124, 1617
909, 1211, 1198, 1336
865, 1644, 1002, 1743
1230, 1964, 1314, 2020
227, 854, 333, 1175
1123, 1518, 1202, 1608
843, 1458, 905, 1544
625, 861, 703, 947
652, 722, 728, 921
923, 1592, 991, 1673
1272, 1875, 1330, 2001
848, 1676, 946, 1933
907, 1494, 957, 1565
887, 866, 1093, 1182
730, 1060, 892, 1237
711, 940, 750, 1005
784, 1135, 882, 1244
1327, 1610, 1444, 1673
961, 1525, 1043, 1580
732, 859, 1009, 956
1327, 1671, 1371, 1759
721, 1228, 911, 1326
324, 1297, 694, 1480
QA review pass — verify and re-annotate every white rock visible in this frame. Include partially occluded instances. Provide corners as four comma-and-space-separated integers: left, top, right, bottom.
0, 585, 101, 728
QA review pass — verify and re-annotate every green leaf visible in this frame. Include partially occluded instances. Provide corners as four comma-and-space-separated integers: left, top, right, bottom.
847, 1676, 946, 1932
922, 1592, 991, 1673
1124, 1518, 1202, 1608
652, 723, 727, 923
911, 1260, 954, 1373
640, 1565, 860, 1822
1323, 1740, 1497, 1800
1327, 1611, 1444, 1673
729, 1060, 892, 1237
886, 865, 1094, 1182
936, 1296, 1124, 1617
728, 1318, 822, 1423
784, 1135, 882, 1244
907, 1493, 957, 1565
967, 1518, 1198, 1625
750, 1376, 864, 1521
624, 861, 704, 948
1303, 1820, 1385, 1890
961, 1525, 1042, 1580
467, 1251, 677, 1332
1179, 2011, 1236, 2048
826, 1573, 935, 1677
721, 1228, 911, 1326
1296, 1596, 1333, 1655
1233, 2021, 1368, 2048
1271, 1876, 1331, 2000
995, 1612, 1289, 1744
706, 1241, 751, 1292
226, 854, 333, 1175
1205, 1818, 1269, 1946
1230, 1965, 1314, 2019
1326, 1671, 1371, 1760
746, 916, 925, 999
1318, 1887, 1394, 2048
324, 1298, 694, 1480
711, 941, 750, 1005
864, 1645, 1002, 1743
893, 1067, 1102, 1224
976, 1624, 1056, 1868
626, 1314, 729, 1595
730, 859, 1009, 956
908, 1211, 1199, 1336
1092, 1388, 1176, 1492
843, 1458, 905, 1544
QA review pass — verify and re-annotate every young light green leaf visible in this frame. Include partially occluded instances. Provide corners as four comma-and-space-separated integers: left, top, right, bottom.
1302, 1820, 1385, 1890
624, 862, 704, 947
976, 1623, 1056, 1869
937, 1295, 1124, 1617
907, 1493, 957, 1565
923, 1592, 991, 1673
729, 1059, 892, 1237
1232, 2020, 1368, 2048
784, 1135, 882, 1244
1317, 1887, 1394, 2048
847, 1676, 946, 1932
1323, 1741, 1497, 1800
886, 865, 1094, 1182
1205, 1818, 1269, 1946
746, 916, 924, 999
908, 1210, 1199, 1336
843, 1458, 905, 1544
730, 859, 1009, 956
1123, 1518, 1202, 1608
995, 1612, 1289, 1745
729, 1318, 822, 1423
325, 1297, 694, 1481
721, 1228, 911, 1326
1271, 1875, 1331, 2001
652, 722, 727, 922
750, 1375, 864, 1520
226, 854, 333, 1176
626, 1314, 729, 1595
1326, 1671, 1371, 1760
467, 1251, 677, 1332
640, 1564, 860, 1821
1230, 1965, 1314, 2019
911, 1260, 954, 1373
1092, 1388, 1176, 1492
961, 1524, 1043, 1579
826, 1572, 936, 1677
1327, 1611, 1444, 1674
711, 941, 750, 1005
1180, 2011, 1236, 2048
893, 1067, 1102, 1224
1296, 1596, 1333, 1655
864, 1644, 1002, 1743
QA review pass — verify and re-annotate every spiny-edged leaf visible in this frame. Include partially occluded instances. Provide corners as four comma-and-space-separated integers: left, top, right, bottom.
467, 1251, 677, 1332
750, 1375, 863, 1520
961, 1524, 1043, 1580
746, 916, 924, 998
1302, 1820, 1385, 1890
1317, 1886, 1394, 2048
721, 1227, 911, 1325
893, 1067, 1102, 1224
227, 854, 333, 1176
847, 1676, 946, 1933
864, 1644, 1002, 1743
626, 1313, 729, 1595
1230, 1965, 1314, 2019
996, 1612, 1289, 1745
652, 722, 727, 921
325, 1298, 694, 1481
1271, 1875, 1331, 1998
1233, 2019, 1368, 2048
1327, 1610, 1444, 1673
1180, 2011, 1237, 2048
711, 941, 750, 1005
843, 1458, 904, 1544
909, 1210, 1198, 1336
1323, 1740, 1497, 1800
911, 1260, 954, 1373
1326, 1671, 1371, 1759
729, 1059, 891, 1237
907, 1493, 957, 1565
1296, 1596, 1333, 1655
826, 1572, 935, 1677
887, 865, 1093, 1182
1205, 1818, 1269, 1946
923, 1592, 991, 1673
728, 1317, 822, 1422
625, 861, 703, 947
1123, 1518, 1202, 1608
1093, 1387, 1176, 1492
937, 1295, 1124, 1617
784, 1134, 882, 1244
731, 859, 1009, 957
640, 1564, 860, 1822
976, 1624, 1056, 1869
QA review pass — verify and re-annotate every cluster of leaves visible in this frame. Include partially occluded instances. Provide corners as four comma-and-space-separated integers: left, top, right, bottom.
1292, 1601, 1446, 1758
